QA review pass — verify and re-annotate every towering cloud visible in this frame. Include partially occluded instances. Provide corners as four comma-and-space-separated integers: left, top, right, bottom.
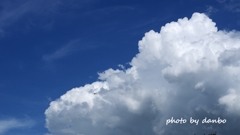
45, 13, 240, 135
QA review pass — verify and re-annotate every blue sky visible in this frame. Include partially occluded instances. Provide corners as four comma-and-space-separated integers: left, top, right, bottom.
1, 0, 240, 135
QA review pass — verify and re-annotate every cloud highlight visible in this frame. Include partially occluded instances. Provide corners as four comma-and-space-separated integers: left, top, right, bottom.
45, 13, 240, 135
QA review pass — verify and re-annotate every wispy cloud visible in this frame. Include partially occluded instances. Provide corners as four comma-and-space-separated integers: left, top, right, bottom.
42, 39, 96, 62
0, 0, 38, 35
205, 5, 218, 15
216, 0, 240, 12
0, 0, 95, 35
0, 118, 35, 134
42, 39, 80, 62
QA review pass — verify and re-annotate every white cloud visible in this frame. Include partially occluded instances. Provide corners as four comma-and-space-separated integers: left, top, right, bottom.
195, 81, 205, 92
219, 88, 240, 114
0, 118, 34, 134
45, 13, 240, 135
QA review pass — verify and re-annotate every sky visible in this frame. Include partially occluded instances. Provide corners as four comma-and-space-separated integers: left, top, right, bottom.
1, 0, 240, 135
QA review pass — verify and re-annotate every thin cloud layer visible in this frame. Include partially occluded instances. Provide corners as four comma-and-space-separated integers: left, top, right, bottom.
45, 13, 240, 135
0, 118, 34, 134
42, 40, 80, 62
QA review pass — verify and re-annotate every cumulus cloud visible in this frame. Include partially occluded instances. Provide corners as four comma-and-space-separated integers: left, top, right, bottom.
45, 13, 240, 135
0, 118, 34, 134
